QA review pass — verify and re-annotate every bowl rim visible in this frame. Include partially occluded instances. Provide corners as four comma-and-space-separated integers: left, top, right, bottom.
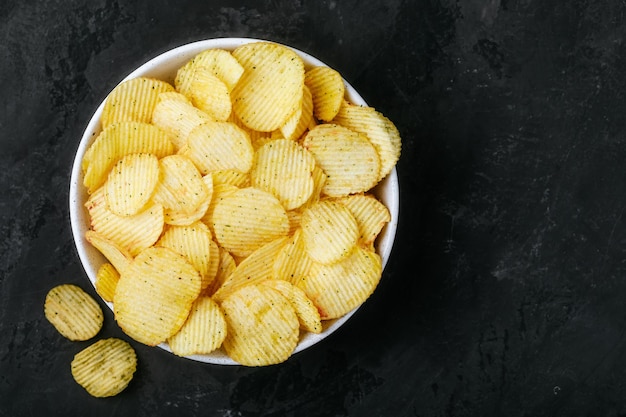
69, 37, 399, 365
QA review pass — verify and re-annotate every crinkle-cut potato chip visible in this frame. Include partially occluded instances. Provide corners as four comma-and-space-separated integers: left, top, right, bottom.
286, 209, 303, 235
152, 154, 209, 215
333, 193, 391, 246
152, 92, 213, 151
304, 66, 345, 122
201, 182, 239, 236
228, 111, 273, 149
212, 236, 289, 303
261, 279, 322, 334
331, 100, 402, 182
95, 262, 120, 303
82, 122, 174, 193
302, 123, 381, 197
210, 169, 250, 188
101, 77, 175, 128
299, 246, 382, 320
300, 200, 359, 265
203, 246, 237, 297
175, 48, 244, 95
231, 42, 305, 132
189, 68, 232, 121
221, 284, 299, 366
85, 231, 133, 275
280, 85, 314, 141
164, 195, 210, 226
272, 229, 312, 286
71, 338, 137, 398
104, 153, 159, 217
182, 121, 254, 175
167, 296, 227, 357
114, 246, 201, 346
156, 222, 214, 290
44, 284, 103, 341
250, 139, 316, 210
300, 165, 327, 209
212, 187, 289, 258
86, 187, 164, 257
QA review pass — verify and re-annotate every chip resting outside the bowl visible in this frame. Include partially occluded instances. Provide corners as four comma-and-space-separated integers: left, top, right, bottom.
71, 338, 137, 397
44, 284, 104, 341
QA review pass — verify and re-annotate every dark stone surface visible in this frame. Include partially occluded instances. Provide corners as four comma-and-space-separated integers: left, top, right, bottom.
3, 0, 626, 415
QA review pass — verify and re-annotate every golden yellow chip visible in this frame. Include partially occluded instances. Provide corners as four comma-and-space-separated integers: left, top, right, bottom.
44, 284, 103, 341
300, 200, 359, 265
94, 262, 120, 303
104, 153, 159, 217
221, 284, 299, 366
85, 230, 133, 275
334, 193, 391, 246
300, 165, 327, 209
231, 42, 305, 132
83, 122, 175, 193
261, 279, 322, 334
212, 236, 289, 302
151, 92, 213, 151
182, 121, 254, 175
200, 182, 239, 237
101, 77, 175, 128
203, 246, 237, 297
332, 100, 402, 182
210, 169, 250, 187
86, 187, 164, 256
272, 228, 312, 286
212, 187, 289, 257
71, 338, 137, 398
302, 123, 380, 197
175, 48, 244, 95
298, 246, 382, 320
189, 68, 232, 121
250, 139, 316, 210
156, 222, 214, 290
304, 66, 345, 122
114, 246, 202, 346
152, 154, 209, 215
279, 85, 314, 141
167, 296, 227, 356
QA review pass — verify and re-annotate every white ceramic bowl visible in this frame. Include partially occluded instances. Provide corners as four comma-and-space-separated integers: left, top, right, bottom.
69, 37, 399, 365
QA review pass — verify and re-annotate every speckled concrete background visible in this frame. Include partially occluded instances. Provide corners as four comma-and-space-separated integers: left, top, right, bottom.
3, 0, 626, 415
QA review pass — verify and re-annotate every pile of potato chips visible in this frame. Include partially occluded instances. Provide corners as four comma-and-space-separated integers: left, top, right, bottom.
79, 41, 401, 367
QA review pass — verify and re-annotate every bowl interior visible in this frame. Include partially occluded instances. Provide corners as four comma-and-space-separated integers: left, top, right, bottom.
69, 37, 399, 365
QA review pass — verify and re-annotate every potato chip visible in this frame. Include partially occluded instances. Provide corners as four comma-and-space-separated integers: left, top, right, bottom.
250, 139, 316, 210
189, 68, 232, 121
71, 338, 137, 397
212, 236, 289, 302
175, 48, 244, 95
182, 121, 254, 175
221, 284, 299, 366
261, 279, 322, 333
167, 296, 227, 356
200, 182, 239, 237
44, 284, 103, 341
300, 200, 359, 265
83, 122, 174, 193
94, 262, 120, 303
272, 229, 312, 286
298, 246, 382, 320
212, 187, 289, 257
151, 92, 213, 151
85, 230, 133, 275
210, 169, 250, 188
279, 85, 314, 141
231, 42, 305, 132
101, 77, 174, 128
114, 246, 201, 346
203, 246, 237, 297
333, 193, 391, 246
300, 165, 327, 209
331, 100, 402, 182
304, 66, 345, 122
152, 154, 209, 215
302, 123, 380, 197
86, 187, 164, 256
104, 153, 159, 217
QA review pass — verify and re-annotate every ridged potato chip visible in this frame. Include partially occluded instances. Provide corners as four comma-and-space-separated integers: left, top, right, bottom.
71, 338, 137, 398
334, 193, 391, 246
300, 200, 359, 265
261, 279, 322, 334
189, 68, 232, 121
250, 139, 316, 210
221, 284, 299, 366
101, 77, 174, 128
104, 153, 159, 217
152, 154, 209, 215
44, 284, 103, 341
332, 100, 402, 182
85, 230, 133, 275
114, 246, 201, 346
94, 262, 120, 303
151, 92, 213, 150
167, 297, 227, 357
175, 48, 244, 95
302, 123, 380, 197
298, 246, 382, 320
279, 85, 314, 141
304, 66, 345, 122
272, 228, 312, 286
210, 169, 250, 188
231, 42, 305, 132
203, 246, 237, 297
212, 187, 289, 257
